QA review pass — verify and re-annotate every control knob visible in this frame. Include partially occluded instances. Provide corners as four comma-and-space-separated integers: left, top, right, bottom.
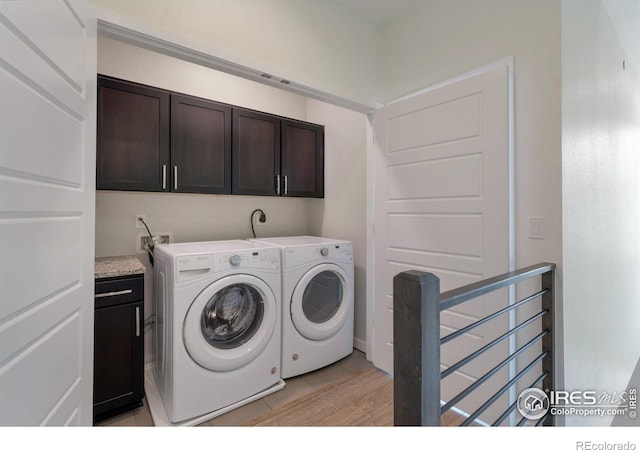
320, 247, 329, 257
230, 254, 241, 266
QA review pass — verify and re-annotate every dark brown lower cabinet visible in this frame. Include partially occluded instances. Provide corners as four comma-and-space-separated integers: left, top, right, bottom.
93, 275, 144, 423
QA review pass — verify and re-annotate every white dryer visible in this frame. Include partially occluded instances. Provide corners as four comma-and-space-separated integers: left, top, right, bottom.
250, 236, 354, 378
152, 240, 283, 424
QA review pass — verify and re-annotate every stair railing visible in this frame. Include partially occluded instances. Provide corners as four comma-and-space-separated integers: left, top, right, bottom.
393, 262, 556, 426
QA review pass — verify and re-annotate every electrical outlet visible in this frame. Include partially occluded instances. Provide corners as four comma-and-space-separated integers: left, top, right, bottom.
137, 233, 172, 253
141, 235, 171, 251
135, 214, 147, 229
253, 213, 267, 227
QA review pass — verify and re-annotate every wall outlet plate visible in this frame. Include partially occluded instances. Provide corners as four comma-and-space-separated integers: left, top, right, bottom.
528, 216, 545, 240
135, 214, 147, 229
137, 232, 173, 254
253, 214, 267, 227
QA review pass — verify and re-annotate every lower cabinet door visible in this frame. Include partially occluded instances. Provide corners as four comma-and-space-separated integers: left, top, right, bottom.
93, 300, 144, 422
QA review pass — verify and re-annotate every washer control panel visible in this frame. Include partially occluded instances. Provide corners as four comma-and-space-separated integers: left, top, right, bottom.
214, 248, 280, 271
175, 248, 280, 282
176, 254, 213, 283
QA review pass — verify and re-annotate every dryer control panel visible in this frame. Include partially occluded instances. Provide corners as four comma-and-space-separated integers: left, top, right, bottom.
284, 243, 353, 269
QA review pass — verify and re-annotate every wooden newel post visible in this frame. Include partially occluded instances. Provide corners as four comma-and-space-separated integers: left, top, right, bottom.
393, 270, 441, 426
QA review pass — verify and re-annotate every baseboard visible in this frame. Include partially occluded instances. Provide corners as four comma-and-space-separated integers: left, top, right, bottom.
353, 336, 366, 353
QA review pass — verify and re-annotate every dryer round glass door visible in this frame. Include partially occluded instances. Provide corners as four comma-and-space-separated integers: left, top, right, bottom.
290, 263, 351, 341
183, 274, 277, 372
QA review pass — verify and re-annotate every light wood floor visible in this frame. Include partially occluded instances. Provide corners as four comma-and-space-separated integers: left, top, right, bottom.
98, 350, 464, 427
249, 364, 393, 426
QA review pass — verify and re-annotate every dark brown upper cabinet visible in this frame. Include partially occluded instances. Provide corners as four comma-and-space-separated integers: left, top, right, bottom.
281, 119, 324, 198
232, 109, 325, 198
97, 75, 324, 198
171, 94, 232, 194
232, 108, 281, 196
97, 75, 170, 192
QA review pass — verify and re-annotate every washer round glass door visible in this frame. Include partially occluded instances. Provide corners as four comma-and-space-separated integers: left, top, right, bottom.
290, 263, 351, 341
183, 274, 277, 372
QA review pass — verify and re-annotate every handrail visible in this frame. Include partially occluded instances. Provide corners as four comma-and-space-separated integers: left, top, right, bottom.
440, 263, 555, 311
393, 262, 556, 427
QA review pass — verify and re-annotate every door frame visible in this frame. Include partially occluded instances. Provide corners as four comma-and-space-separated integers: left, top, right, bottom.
365, 57, 516, 361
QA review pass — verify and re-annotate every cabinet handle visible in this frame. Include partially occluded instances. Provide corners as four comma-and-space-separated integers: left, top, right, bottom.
135, 306, 141, 337
162, 165, 167, 190
275, 175, 281, 195
95, 289, 133, 299
173, 166, 178, 191
284, 175, 288, 195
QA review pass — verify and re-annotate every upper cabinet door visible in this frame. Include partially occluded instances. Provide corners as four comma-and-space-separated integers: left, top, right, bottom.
281, 119, 324, 198
97, 76, 170, 191
171, 94, 232, 194
232, 108, 281, 196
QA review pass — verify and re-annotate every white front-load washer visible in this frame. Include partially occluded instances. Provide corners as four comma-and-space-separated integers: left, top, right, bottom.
152, 240, 284, 424
250, 236, 354, 378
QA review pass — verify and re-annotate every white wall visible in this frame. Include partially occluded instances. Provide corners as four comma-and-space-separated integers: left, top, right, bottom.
306, 99, 368, 350
89, 0, 380, 106
561, 0, 640, 426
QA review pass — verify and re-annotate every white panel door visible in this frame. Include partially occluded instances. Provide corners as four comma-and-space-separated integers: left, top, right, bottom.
372, 66, 511, 422
0, 1, 96, 426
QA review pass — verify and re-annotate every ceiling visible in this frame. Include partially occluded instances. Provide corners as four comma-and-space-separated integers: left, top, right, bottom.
328, 0, 423, 26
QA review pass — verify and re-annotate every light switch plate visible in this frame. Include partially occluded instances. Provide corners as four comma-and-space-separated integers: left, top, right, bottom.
528, 217, 544, 240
